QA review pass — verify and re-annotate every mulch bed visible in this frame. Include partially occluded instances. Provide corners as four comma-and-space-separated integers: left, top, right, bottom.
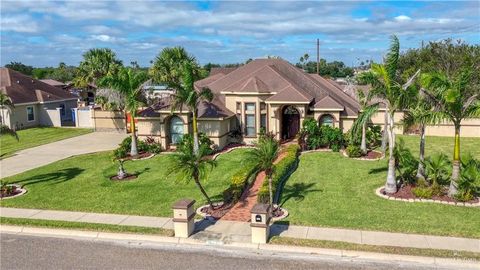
381, 185, 479, 204
110, 174, 138, 181
363, 150, 383, 159
122, 152, 153, 161
199, 202, 234, 219
0, 190, 22, 199
272, 207, 285, 218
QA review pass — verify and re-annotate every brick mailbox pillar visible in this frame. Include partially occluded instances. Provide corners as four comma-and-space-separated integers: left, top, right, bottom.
250, 203, 271, 244
172, 199, 196, 238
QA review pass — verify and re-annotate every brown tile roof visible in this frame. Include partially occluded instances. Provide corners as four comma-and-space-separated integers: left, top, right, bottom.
195, 59, 360, 117
314, 96, 344, 109
0, 68, 77, 104
266, 86, 312, 103
209, 67, 238, 76
40, 79, 66, 87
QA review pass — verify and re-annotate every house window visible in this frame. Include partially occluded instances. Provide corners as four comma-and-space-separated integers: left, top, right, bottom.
245, 103, 255, 112
260, 102, 266, 110
27, 106, 35, 122
319, 114, 334, 127
245, 114, 256, 136
59, 104, 66, 116
260, 113, 267, 130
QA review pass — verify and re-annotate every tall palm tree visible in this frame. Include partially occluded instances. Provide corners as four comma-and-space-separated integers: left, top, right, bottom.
352, 90, 379, 155
169, 143, 217, 209
171, 62, 213, 154
403, 96, 442, 181
421, 70, 480, 196
248, 135, 280, 208
358, 35, 417, 194
98, 67, 148, 156
149, 46, 200, 89
74, 48, 122, 88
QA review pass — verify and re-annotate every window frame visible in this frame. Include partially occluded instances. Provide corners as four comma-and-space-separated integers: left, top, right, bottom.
26, 106, 35, 122
244, 102, 256, 137
319, 114, 334, 127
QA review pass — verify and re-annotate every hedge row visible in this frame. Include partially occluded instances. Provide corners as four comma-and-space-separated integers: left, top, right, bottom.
257, 144, 300, 204
223, 161, 258, 204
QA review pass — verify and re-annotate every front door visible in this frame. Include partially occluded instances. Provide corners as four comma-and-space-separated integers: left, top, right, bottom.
282, 106, 300, 140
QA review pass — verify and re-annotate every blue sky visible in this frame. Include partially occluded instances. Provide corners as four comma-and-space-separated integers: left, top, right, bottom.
1, 0, 479, 67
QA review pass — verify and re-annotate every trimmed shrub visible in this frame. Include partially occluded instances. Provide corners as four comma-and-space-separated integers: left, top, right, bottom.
113, 136, 162, 158
412, 186, 433, 199
346, 144, 362, 158
177, 133, 213, 154
257, 144, 300, 203
223, 162, 258, 204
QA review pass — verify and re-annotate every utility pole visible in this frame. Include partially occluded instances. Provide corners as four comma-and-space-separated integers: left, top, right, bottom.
316, 39, 320, 75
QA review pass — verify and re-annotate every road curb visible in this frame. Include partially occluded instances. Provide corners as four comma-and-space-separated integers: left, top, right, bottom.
1, 225, 478, 269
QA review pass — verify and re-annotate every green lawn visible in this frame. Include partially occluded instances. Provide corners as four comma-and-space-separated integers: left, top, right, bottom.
0, 149, 253, 217
0, 127, 92, 159
280, 135, 480, 238
397, 134, 480, 159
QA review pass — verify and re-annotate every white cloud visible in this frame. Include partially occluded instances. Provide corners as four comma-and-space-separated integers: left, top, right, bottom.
1, 15, 39, 33
395, 15, 412, 22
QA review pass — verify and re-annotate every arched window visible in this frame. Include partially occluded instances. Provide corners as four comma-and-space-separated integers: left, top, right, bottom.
170, 116, 184, 144
319, 114, 334, 127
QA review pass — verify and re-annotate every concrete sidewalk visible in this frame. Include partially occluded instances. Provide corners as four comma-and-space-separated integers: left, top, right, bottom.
0, 132, 127, 178
1, 207, 478, 253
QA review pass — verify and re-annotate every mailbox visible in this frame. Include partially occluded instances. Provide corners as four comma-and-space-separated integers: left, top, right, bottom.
172, 199, 196, 238
250, 203, 271, 244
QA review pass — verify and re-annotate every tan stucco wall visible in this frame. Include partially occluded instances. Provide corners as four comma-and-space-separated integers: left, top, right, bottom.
425, 118, 480, 137
225, 94, 272, 139
92, 110, 126, 131
9, 104, 39, 129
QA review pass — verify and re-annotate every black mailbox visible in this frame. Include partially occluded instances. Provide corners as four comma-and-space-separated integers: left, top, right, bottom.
255, 214, 262, 222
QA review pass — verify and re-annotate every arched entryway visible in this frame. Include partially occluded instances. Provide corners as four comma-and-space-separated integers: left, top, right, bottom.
281, 105, 300, 140
169, 116, 184, 144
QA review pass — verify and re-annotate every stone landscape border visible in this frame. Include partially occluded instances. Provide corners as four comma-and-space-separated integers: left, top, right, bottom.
1, 184, 27, 200
375, 187, 480, 207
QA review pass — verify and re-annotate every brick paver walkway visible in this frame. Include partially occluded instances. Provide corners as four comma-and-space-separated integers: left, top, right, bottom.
221, 151, 288, 222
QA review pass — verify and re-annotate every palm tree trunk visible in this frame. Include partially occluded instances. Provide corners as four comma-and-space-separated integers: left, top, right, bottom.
448, 124, 461, 197
192, 110, 199, 155
385, 112, 397, 194
130, 116, 138, 156
194, 177, 213, 209
381, 110, 388, 154
416, 123, 426, 181
361, 121, 367, 155
268, 174, 273, 209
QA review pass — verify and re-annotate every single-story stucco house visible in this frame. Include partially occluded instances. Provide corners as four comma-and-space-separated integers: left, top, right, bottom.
0, 68, 78, 129
135, 58, 479, 149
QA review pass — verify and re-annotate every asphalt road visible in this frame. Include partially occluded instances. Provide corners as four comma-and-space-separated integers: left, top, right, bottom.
0, 233, 454, 270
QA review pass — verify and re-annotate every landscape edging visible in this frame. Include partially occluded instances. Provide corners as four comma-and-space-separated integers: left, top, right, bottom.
374, 187, 480, 207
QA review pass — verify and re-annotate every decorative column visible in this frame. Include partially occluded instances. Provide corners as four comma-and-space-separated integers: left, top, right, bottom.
250, 203, 271, 244
172, 199, 196, 238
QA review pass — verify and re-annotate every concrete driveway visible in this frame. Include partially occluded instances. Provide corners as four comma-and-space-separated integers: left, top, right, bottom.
0, 132, 127, 178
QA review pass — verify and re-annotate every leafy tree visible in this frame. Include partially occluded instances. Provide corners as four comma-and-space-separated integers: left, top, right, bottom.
98, 67, 148, 156
168, 142, 217, 209
170, 62, 214, 154
358, 35, 417, 194
248, 134, 280, 207
149, 46, 199, 88
297, 59, 354, 78
5, 62, 33, 76
74, 48, 122, 87
421, 70, 480, 196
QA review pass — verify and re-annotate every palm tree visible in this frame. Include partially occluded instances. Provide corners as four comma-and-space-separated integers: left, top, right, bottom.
149, 46, 200, 89
98, 67, 148, 156
171, 62, 213, 154
403, 96, 442, 181
169, 143, 217, 209
74, 48, 122, 88
352, 90, 379, 155
0, 92, 14, 126
358, 35, 417, 194
248, 134, 280, 208
421, 70, 480, 196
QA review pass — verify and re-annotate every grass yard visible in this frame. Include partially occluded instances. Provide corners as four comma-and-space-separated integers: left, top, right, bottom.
0, 127, 92, 159
280, 135, 480, 238
0, 149, 253, 217
397, 134, 480, 159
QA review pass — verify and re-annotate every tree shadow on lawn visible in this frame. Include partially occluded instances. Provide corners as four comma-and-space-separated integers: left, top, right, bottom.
368, 166, 388, 175
15, 167, 85, 186
280, 182, 322, 207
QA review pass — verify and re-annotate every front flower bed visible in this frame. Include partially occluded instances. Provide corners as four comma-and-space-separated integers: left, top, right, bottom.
342, 149, 383, 161
375, 186, 480, 207
0, 184, 27, 200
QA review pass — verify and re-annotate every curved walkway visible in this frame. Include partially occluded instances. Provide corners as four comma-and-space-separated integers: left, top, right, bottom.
0, 132, 127, 178
221, 151, 288, 222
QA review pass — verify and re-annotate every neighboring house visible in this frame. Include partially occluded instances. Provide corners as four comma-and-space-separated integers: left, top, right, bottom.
137, 58, 363, 149
0, 68, 78, 129
40, 79, 67, 89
